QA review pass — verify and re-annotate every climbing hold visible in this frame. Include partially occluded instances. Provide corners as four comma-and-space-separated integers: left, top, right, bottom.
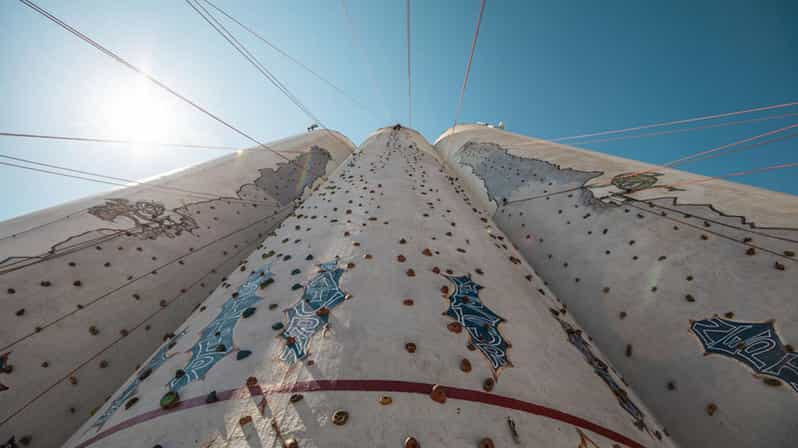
260, 278, 275, 289
402, 298, 414, 306
706, 403, 717, 416
430, 384, 447, 404
206, 391, 219, 403
99, 360, 109, 369
15, 309, 24, 316
239, 415, 253, 426
315, 307, 330, 317
306, 254, 314, 261
272, 322, 285, 331
404, 437, 420, 448
478, 438, 495, 448
379, 395, 393, 405
763, 377, 782, 387
124, 396, 139, 410
447, 322, 463, 333
507, 417, 521, 443
89, 326, 100, 335
246, 376, 258, 387
289, 393, 304, 403
242, 307, 256, 318
174, 369, 186, 379
746, 247, 756, 256
685, 294, 696, 303
331, 409, 349, 425
284, 438, 299, 448
291, 284, 303, 291
405, 342, 417, 353
269, 304, 279, 310
397, 255, 406, 262
160, 391, 180, 410
774, 262, 785, 271
215, 344, 227, 353
236, 350, 252, 360
460, 359, 472, 373
422, 248, 432, 256
291, 269, 301, 275
138, 368, 152, 381
625, 344, 632, 357
483, 378, 495, 392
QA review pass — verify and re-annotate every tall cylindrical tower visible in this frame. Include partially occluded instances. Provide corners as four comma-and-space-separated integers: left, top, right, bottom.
62, 127, 673, 448
0, 131, 354, 447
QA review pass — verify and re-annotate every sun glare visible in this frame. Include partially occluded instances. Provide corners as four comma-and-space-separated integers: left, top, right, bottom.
96, 79, 174, 153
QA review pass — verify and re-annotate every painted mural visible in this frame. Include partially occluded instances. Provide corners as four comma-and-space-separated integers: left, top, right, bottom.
168, 263, 273, 392
554, 316, 648, 431
0, 147, 332, 275
609, 172, 681, 194
91, 329, 186, 431
280, 260, 348, 364
690, 317, 798, 392
442, 274, 511, 375
88, 199, 198, 240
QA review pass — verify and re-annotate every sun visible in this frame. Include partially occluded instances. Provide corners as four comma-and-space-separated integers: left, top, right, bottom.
96, 79, 174, 149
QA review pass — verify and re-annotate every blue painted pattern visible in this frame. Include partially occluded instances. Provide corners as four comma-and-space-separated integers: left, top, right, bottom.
92, 329, 186, 431
168, 263, 272, 392
280, 261, 347, 364
691, 317, 798, 392
442, 274, 511, 374
555, 317, 648, 430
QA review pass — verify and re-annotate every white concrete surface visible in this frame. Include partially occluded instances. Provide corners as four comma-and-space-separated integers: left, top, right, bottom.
0, 130, 354, 448
62, 127, 673, 448
435, 124, 798, 448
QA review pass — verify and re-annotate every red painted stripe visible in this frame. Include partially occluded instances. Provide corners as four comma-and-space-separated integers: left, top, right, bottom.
73, 379, 647, 448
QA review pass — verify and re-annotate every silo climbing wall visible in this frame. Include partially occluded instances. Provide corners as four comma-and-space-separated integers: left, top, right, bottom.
62, 127, 674, 448
435, 124, 798, 448
0, 130, 354, 448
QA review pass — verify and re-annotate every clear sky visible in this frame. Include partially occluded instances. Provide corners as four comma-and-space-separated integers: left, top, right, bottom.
1, 0, 796, 222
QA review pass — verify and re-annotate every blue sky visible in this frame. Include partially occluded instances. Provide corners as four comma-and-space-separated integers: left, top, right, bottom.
1, 0, 796, 222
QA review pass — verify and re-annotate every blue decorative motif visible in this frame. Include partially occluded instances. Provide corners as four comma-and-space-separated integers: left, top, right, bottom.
92, 329, 186, 431
280, 260, 347, 364
442, 274, 511, 375
555, 317, 648, 430
690, 317, 798, 392
168, 263, 272, 392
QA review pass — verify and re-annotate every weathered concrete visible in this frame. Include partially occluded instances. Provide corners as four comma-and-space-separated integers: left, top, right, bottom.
435, 124, 798, 448
61, 127, 673, 448
0, 130, 354, 448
